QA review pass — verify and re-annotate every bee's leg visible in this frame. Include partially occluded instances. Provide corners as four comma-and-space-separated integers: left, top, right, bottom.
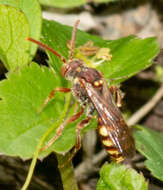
40, 106, 85, 152
38, 87, 71, 112
109, 86, 124, 107
59, 116, 92, 168
75, 116, 92, 152
73, 101, 79, 113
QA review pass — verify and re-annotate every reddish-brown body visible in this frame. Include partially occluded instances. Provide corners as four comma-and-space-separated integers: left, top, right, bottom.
27, 20, 135, 163
67, 60, 135, 162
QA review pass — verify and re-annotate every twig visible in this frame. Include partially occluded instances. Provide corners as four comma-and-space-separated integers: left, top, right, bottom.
127, 84, 163, 126
75, 84, 163, 181
82, 130, 97, 160
135, 162, 146, 169
75, 149, 107, 180
29, 176, 54, 190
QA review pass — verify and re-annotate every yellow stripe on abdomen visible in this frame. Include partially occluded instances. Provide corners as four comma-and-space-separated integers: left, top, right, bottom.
98, 124, 124, 163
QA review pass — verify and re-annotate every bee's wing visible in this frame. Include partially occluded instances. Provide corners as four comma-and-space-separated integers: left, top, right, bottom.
80, 79, 135, 158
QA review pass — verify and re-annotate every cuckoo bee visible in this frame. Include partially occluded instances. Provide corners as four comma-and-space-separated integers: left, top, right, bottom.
27, 20, 135, 163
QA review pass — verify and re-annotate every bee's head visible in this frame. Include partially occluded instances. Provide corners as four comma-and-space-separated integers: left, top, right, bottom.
61, 59, 83, 80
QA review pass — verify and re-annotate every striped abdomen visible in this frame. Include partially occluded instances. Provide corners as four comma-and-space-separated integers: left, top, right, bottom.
98, 124, 124, 163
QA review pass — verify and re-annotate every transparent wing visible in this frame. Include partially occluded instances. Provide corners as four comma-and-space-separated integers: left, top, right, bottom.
80, 79, 135, 157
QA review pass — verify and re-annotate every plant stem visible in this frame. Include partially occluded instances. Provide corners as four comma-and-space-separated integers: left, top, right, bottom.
57, 153, 78, 190
21, 93, 71, 190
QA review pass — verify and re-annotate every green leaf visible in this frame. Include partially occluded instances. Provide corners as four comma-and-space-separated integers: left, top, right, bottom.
42, 20, 159, 85
0, 61, 95, 159
0, 62, 92, 158
98, 37, 159, 84
18, 0, 42, 58
0, 5, 29, 70
0, 62, 65, 158
135, 126, 163, 181
0, 19, 159, 160
96, 163, 148, 190
0, 0, 42, 60
39, 0, 85, 7
39, 0, 117, 8
0, 0, 18, 8
0, 47, 8, 68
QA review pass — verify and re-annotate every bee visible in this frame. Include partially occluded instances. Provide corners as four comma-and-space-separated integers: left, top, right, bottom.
27, 20, 135, 163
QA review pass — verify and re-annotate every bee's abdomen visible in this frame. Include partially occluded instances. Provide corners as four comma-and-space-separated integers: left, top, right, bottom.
98, 125, 124, 163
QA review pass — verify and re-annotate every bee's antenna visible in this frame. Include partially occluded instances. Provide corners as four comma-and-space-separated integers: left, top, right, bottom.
69, 19, 80, 60
27, 37, 66, 63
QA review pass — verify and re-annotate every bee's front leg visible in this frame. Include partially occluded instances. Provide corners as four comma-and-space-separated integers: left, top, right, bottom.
38, 87, 71, 112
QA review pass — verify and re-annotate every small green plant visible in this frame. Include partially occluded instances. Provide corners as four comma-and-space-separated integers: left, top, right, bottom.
0, 1, 161, 190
